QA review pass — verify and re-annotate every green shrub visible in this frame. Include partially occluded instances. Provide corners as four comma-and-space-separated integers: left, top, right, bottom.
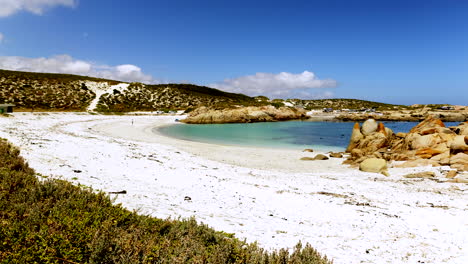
0, 138, 331, 263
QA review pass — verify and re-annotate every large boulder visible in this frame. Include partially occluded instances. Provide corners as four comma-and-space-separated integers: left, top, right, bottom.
410, 134, 442, 150
359, 158, 389, 176
361, 119, 378, 136
450, 135, 468, 154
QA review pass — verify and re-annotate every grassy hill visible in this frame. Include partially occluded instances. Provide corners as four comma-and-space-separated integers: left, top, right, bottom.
0, 138, 331, 263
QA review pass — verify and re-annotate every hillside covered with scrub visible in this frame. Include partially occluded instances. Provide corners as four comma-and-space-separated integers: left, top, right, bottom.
287, 98, 406, 111
0, 69, 408, 113
0, 70, 257, 112
0, 138, 331, 263
95, 82, 256, 112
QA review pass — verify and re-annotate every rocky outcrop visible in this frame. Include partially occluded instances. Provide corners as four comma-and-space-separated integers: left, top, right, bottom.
346, 116, 468, 172
337, 110, 468, 122
181, 106, 307, 124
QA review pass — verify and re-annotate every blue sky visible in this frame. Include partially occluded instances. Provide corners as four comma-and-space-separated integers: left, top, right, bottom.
0, 0, 467, 105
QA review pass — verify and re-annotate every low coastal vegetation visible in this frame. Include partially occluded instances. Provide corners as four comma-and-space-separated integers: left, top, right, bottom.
95, 83, 258, 112
2, 69, 406, 114
285, 98, 406, 111
0, 70, 259, 112
0, 69, 100, 111
0, 138, 331, 263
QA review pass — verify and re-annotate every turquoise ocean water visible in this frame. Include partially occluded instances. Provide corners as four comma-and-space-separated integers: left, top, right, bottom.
156, 121, 460, 152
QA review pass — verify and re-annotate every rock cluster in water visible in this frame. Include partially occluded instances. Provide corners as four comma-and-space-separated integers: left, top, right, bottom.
337, 106, 468, 122
345, 116, 468, 179
181, 105, 307, 124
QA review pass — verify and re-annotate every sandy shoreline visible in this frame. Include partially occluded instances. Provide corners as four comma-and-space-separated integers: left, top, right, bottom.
94, 117, 349, 174
0, 112, 467, 264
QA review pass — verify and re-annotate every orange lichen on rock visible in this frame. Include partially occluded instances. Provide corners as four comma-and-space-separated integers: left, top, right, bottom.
377, 122, 387, 136
410, 115, 445, 134
415, 148, 444, 159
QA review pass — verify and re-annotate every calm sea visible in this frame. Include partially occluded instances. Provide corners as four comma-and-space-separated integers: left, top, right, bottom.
156, 121, 460, 152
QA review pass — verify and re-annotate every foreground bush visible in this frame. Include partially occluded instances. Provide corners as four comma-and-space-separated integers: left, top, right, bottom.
0, 138, 331, 263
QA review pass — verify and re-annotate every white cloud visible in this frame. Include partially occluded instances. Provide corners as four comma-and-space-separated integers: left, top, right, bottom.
0, 32, 3, 43
0, 55, 159, 84
0, 0, 77, 17
210, 71, 337, 99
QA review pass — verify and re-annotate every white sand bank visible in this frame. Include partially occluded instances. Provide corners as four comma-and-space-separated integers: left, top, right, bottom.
0, 113, 467, 264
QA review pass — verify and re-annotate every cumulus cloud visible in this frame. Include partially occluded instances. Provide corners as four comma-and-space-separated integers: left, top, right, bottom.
0, 55, 159, 83
210, 71, 337, 99
0, 0, 77, 17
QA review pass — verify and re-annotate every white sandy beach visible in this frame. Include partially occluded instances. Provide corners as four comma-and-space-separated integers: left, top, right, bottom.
0, 112, 467, 264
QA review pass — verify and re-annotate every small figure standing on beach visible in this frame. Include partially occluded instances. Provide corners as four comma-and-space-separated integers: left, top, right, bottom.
131, 119, 134, 125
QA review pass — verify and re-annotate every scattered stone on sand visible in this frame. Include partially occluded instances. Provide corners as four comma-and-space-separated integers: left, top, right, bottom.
300, 154, 329, 161
329, 152, 343, 158
359, 158, 389, 176
403, 171, 435, 178
303, 148, 314, 152
446, 170, 458, 178
109, 190, 127, 194
447, 176, 468, 183
313, 154, 329, 160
